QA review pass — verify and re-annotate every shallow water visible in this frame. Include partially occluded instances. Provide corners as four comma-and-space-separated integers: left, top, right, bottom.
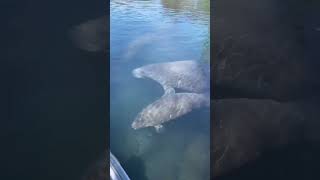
110, 0, 210, 179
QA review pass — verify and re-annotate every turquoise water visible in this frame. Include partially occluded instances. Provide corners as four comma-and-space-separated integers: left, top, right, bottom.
110, 0, 210, 179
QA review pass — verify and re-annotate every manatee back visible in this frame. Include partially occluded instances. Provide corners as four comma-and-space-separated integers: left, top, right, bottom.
141, 60, 210, 93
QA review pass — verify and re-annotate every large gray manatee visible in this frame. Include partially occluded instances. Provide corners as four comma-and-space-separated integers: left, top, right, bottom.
132, 91, 210, 131
132, 60, 210, 94
131, 60, 210, 132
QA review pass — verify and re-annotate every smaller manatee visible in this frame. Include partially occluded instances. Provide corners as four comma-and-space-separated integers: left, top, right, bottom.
131, 91, 210, 132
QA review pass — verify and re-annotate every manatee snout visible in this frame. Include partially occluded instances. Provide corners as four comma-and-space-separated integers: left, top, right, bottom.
131, 121, 139, 129
132, 68, 144, 78
131, 118, 143, 130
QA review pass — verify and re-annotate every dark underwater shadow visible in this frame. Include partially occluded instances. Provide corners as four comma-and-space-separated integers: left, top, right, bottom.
2, 0, 108, 179
215, 142, 320, 180
211, 0, 320, 178
123, 155, 148, 180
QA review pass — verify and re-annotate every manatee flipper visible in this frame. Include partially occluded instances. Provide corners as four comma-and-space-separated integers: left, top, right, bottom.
163, 86, 175, 95
154, 124, 164, 133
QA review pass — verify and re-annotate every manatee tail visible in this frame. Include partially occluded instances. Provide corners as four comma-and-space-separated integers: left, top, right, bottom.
158, 92, 210, 132
162, 91, 210, 112
69, 16, 107, 52
201, 92, 211, 108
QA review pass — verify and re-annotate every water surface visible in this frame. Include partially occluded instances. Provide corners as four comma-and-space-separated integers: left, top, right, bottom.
110, 0, 210, 179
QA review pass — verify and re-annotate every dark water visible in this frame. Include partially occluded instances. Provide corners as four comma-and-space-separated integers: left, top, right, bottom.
2, 0, 107, 179
110, 0, 210, 179
213, 0, 320, 179
3, 0, 320, 179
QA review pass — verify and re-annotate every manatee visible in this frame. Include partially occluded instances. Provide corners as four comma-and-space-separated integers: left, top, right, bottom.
132, 60, 210, 94
124, 32, 159, 60
69, 16, 107, 52
131, 60, 210, 132
132, 91, 210, 132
